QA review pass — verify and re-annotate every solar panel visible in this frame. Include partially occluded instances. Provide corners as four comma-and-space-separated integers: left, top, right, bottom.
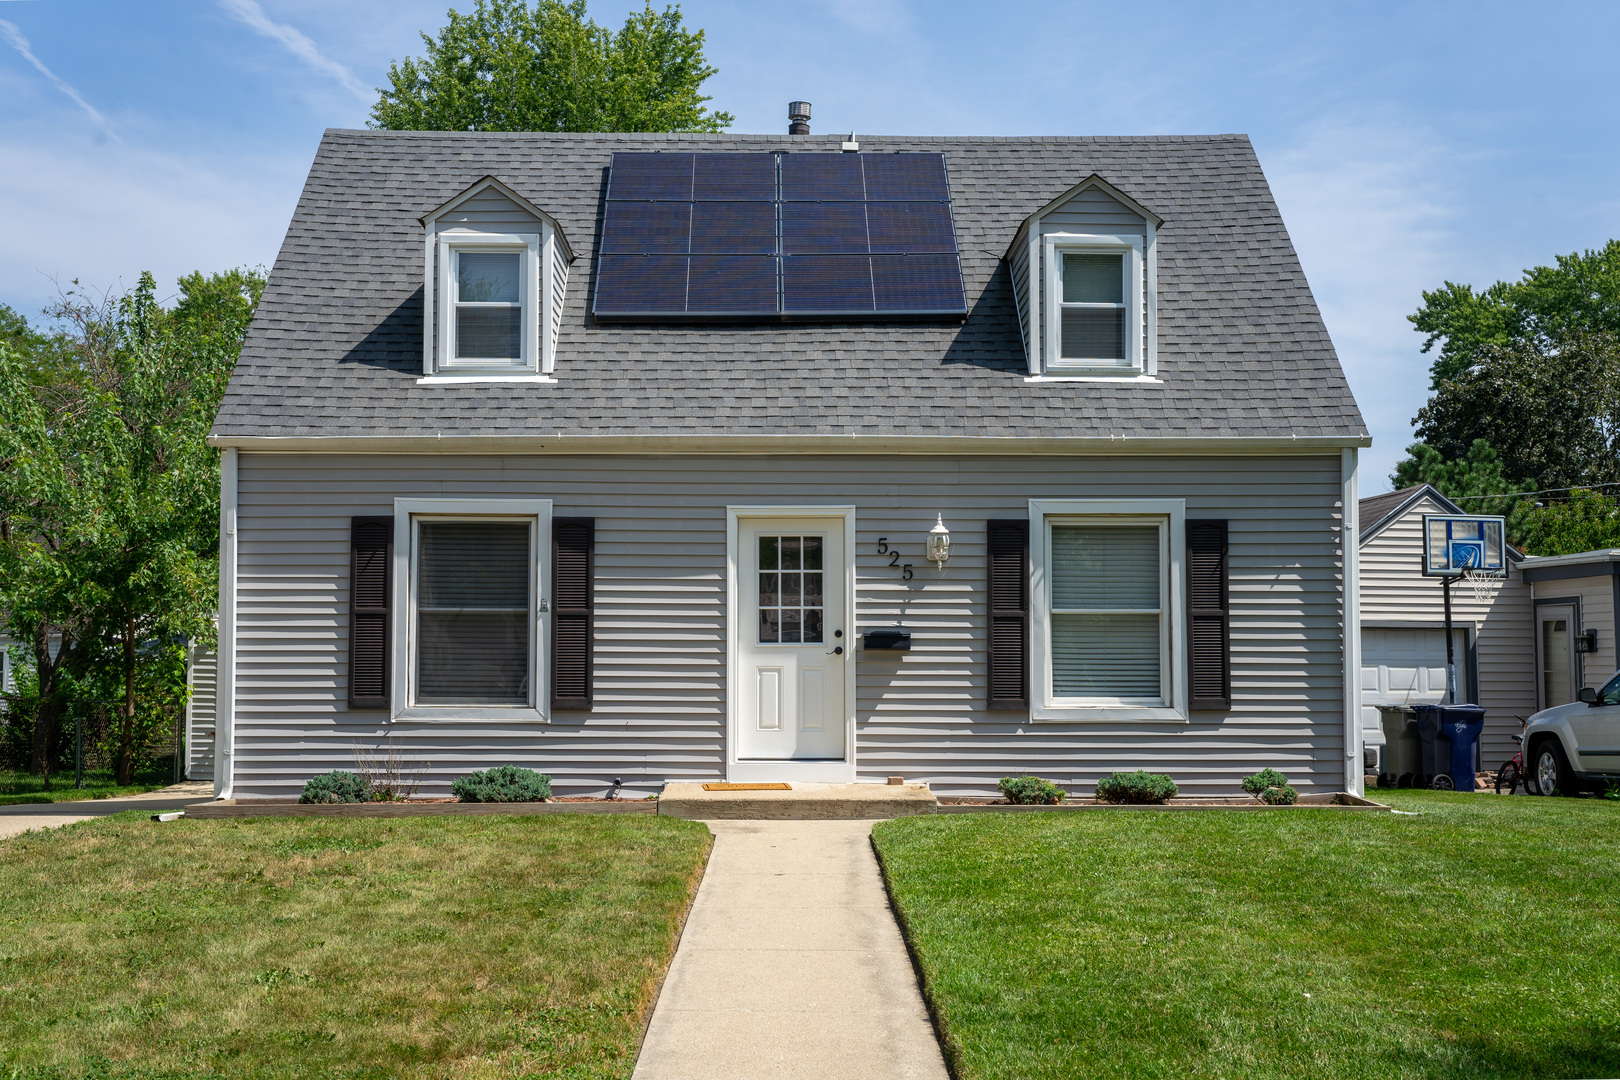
594, 151, 965, 320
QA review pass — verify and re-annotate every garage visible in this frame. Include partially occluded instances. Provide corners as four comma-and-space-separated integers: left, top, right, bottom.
1360, 626, 1467, 754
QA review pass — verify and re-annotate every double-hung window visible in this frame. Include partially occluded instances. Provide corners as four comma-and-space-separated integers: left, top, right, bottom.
393, 499, 552, 721
1042, 233, 1144, 374
434, 234, 541, 374
1030, 499, 1186, 720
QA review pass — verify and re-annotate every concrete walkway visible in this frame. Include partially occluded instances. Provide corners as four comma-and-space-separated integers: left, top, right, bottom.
0, 780, 215, 840
634, 819, 949, 1080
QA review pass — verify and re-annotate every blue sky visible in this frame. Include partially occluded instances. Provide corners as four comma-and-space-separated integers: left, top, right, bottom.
2, 0, 1616, 491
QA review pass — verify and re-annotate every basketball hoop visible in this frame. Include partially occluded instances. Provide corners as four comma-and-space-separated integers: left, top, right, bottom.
1462, 567, 1502, 604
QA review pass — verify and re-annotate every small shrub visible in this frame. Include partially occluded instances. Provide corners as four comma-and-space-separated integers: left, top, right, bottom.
1094, 770, 1178, 804
999, 775, 1066, 805
452, 765, 552, 803
299, 770, 371, 804
1241, 768, 1291, 794
1257, 784, 1299, 805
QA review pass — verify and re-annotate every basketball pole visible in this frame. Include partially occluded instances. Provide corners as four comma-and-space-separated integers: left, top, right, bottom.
1442, 574, 1456, 705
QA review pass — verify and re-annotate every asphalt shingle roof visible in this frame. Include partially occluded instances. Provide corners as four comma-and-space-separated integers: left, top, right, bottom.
211, 129, 1367, 441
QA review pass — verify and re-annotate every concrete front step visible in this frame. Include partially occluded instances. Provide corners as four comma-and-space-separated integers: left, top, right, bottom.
658, 782, 938, 820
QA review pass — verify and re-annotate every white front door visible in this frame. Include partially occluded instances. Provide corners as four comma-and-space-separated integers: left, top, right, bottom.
1537, 604, 1578, 710
736, 517, 847, 761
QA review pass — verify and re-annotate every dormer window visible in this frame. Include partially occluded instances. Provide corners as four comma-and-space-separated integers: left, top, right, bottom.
445, 242, 534, 369
1044, 234, 1143, 374
1006, 175, 1159, 380
419, 176, 574, 381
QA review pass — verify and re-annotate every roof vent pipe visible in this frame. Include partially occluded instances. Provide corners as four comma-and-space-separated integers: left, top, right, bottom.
788, 101, 811, 135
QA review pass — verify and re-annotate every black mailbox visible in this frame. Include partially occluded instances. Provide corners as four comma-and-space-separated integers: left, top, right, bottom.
863, 629, 912, 651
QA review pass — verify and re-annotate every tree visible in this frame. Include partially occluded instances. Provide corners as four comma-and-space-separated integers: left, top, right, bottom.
1390, 439, 1537, 545
1518, 488, 1620, 556
372, 0, 732, 134
0, 269, 262, 783
1408, 331, 1620, 494
1410, 240, 1620, 388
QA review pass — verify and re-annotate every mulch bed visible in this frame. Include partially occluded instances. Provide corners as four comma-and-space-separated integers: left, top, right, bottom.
185, 798, 657, 819
936, 792, 1389, 813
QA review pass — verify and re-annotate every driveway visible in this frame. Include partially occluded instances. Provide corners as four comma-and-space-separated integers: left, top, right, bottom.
0, 781, 216, 840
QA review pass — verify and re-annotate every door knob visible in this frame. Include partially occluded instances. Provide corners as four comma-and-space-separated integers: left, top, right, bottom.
828, 645, 844, 655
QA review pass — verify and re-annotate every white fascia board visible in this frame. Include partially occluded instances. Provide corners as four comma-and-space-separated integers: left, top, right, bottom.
1517, 550, 1620, 569
207, 433, 1373, 455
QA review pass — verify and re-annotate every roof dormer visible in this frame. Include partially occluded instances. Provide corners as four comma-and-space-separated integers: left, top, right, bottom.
1004, 175, 1163, 381
419, 177, 575, 382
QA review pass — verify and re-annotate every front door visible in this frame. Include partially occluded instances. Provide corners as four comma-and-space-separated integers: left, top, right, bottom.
737, 518, 847, 761
1537, 603, 1578, 710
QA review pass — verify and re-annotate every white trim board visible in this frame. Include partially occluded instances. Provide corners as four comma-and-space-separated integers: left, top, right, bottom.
210, 434, 1371, 454
725, 505, 858, 783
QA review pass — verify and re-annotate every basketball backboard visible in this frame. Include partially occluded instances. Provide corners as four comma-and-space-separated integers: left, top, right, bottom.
1421, 514, 1506, 577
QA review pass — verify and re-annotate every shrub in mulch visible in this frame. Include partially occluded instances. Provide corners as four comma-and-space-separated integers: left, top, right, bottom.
998, 775, 1067, 804
452, 765, 553, 803
299, 770, 372, 804
1241, 768, 1299, 805
1094, 770, 1178, 804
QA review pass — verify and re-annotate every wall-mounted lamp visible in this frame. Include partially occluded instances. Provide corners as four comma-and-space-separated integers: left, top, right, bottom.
1580, 628, 1598, 654
927, 514, 951, 568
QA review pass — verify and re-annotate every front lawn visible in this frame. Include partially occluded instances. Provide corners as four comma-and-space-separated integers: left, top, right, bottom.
0, 758, 175, 805
872, 791, 1620, 1080
0, 812, 711, 1079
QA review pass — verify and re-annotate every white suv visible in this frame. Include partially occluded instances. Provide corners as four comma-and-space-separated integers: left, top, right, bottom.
1523, 672, 1620, 795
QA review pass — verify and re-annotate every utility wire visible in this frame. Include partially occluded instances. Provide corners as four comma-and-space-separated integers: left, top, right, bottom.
1447, 481, 1620, 502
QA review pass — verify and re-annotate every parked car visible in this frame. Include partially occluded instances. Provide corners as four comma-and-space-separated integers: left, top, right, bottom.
1523, 673, 1620, 795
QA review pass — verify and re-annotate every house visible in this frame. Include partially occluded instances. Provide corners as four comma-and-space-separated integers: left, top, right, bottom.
1515, 550, 1620, 711
1357, 484, 1534, 771
203, 125, 1372, 800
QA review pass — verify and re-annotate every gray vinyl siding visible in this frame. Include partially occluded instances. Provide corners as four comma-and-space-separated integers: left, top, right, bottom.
1007, 223, 1031, 363
1359, 496, 1534, 767
187, 647, 218, 781
228, 452, 1349, 799
550, 236, 569, 361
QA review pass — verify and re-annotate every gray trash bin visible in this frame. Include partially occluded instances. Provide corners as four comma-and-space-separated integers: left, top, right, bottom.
1377, 706, 1422, 788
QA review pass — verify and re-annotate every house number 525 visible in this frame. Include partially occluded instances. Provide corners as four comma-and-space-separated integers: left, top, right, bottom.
876, 538, 913, 580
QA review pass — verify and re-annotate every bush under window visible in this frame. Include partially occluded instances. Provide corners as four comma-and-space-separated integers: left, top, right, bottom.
1242, 768, 1299, 805
299, 771, 371, 804
999, 775, 1067, 804
452, 765, 552, 802
1094, 770, 1177, 804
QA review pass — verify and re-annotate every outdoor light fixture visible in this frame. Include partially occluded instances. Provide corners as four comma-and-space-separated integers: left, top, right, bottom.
927, 514, 951, 568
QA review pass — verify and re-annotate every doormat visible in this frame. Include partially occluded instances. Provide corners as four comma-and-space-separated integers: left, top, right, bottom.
701, 783, 792, 791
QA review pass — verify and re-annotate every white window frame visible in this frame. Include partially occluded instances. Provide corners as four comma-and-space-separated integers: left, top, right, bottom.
391, 498, 552, 722
1029, 498, 1187, 722
1042, 233, 1144, 375
434, 231, 542, 375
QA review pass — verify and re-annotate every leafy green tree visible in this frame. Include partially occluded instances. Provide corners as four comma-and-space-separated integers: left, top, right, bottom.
1519, 488, 1620, 556
1411, 240, 1620, 388
0, 269, 262, 783
1391, 440, 1538, 545
372, 0, 732, 133
1408, 331, 1620, 494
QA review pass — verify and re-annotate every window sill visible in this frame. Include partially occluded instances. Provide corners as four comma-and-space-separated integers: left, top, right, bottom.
390, 705, 549, 723
1026, 374, 1162, 384
1032, 705, 1187, 722
417, 374, 557, 385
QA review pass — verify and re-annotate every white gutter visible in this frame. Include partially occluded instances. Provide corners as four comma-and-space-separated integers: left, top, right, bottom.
1341, 447, 1363, 796
214, 447, 238, 800
205, 433, 1371, 455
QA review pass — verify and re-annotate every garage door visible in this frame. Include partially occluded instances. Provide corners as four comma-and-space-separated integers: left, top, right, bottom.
1360, 627, 1466, 743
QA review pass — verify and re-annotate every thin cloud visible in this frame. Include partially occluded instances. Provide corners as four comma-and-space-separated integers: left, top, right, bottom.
0, 18, 118, 141
217, 0, 372, 102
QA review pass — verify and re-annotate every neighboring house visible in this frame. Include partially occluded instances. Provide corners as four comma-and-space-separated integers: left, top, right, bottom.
204, 126, 1372, 800
185, 643, 218, 782
1514, 550, 1620, 713
1357, 485, 1534, 770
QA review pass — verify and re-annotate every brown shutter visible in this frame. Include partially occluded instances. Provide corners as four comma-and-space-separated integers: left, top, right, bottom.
1187, 519, 1230, 710
552, 517, 595, 710
348, 516, 392, 709
986, 519, 1029, 711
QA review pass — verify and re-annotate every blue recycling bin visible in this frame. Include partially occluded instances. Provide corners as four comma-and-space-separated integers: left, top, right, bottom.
1412, 704, 1486, 790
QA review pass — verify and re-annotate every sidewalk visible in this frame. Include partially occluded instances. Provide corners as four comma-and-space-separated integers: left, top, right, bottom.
633, 819, 949, 1080
0, 780, 215, 840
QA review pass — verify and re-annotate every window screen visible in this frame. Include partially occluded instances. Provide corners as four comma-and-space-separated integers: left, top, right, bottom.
416, 521, 531, 705
455, 251, 522, 361
1058, 251, 1127, 363
1049, 524, 1162, 699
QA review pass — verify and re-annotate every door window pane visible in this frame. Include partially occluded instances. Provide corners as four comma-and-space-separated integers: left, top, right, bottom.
758, 534, 825, 644
417, 521, 530, 705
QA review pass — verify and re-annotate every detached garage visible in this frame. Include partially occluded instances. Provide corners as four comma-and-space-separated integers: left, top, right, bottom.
1358, 485, 1534, 771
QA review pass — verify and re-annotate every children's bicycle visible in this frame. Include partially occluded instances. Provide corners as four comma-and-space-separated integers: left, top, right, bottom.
1494, 716, 1538, 795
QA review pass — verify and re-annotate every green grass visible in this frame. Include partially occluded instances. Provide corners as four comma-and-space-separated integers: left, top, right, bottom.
872, 790, 1620, 1080
0, 811, 712, 1079
0, 759, 175, 805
